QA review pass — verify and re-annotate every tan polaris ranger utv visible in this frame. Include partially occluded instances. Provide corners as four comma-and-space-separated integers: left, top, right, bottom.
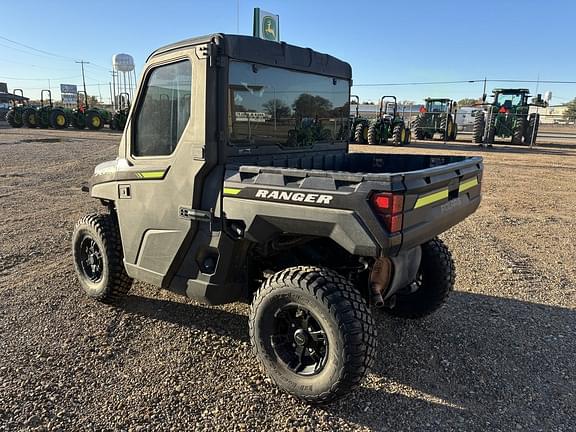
72, 34, 483, 404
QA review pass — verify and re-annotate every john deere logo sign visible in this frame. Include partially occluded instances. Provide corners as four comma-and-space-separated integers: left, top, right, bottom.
253, 8, 280, 42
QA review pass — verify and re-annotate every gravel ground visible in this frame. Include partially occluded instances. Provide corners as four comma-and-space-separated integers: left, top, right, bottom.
0, 125, 575, 431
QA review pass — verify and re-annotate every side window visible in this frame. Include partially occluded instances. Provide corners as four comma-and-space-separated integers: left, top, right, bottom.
133, 60, 192, 157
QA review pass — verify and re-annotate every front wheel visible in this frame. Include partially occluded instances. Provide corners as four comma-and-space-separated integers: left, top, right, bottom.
392, 124, 406, 146
72, 213, 133, 302
384, 238, 455, 319
250, 266, 376, 404
86, 111, 104, 130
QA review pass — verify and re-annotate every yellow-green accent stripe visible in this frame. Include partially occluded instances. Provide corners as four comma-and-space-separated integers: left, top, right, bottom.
223, 187, 241, 195
414, 189, 449, 209
136, 170, 165, 179
459, 177, 479, 193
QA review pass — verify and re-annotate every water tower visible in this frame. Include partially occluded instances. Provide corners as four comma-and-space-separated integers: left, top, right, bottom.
112, 53, 136, 109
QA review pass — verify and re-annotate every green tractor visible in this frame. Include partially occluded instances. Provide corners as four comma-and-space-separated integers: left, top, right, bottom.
5, 89, 27, 128
411, 98, 458, 141
473, 88, 547, 146
109, 92, 131, 131
69, 91, 108, 130
365, 96, 410, 146
349, 95, 370, 143
21, 90, 69, 129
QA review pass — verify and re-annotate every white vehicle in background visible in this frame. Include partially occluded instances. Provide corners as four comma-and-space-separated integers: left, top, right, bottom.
456, 107, 478, 132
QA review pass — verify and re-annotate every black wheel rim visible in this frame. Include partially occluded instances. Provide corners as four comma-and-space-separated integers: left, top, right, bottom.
271, 305, 328, 376
79, 235, 103, 282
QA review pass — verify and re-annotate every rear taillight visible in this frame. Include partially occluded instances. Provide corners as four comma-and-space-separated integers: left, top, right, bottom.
371, 192, 404, 233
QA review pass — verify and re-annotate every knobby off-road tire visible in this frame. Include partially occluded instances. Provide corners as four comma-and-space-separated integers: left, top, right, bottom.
384, 238, 455, 319
392, 124, 405, 146
86, 111, 104, 130
512, 115, 526, 145
250, 266, 376, 404
50, 109, 68, 129
440, 114, 451, 141
22, 108, 38, 128
354, 122, 367, 144
525, 113, 540, 146
411, 114, 424, 140
6, 110, 21, 128
72, 213, 133, 302
472, 111, 485, 144
367, 122, 381, 145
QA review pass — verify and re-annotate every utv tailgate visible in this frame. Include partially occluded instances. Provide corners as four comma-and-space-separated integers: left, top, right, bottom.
223, 153, 482, 256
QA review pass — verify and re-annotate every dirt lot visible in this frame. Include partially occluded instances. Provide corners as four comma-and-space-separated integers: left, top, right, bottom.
1, 126, 575, 431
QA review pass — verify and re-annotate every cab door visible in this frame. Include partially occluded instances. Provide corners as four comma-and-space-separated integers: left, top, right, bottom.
114, 50, 210, 287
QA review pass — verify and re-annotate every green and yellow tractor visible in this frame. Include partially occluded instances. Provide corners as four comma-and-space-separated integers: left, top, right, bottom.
20, 90, 69, 129
5, 89, 27, 128
349, 95, 370, 143
69, 91, 108, 130
365, 96, 410, 146
411, 98, 458, 141
473, 88, 547, 146
109, 92, 131, 131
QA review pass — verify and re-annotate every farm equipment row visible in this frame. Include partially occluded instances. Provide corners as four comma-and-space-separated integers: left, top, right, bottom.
350, 88, 547, 147
4, 89, 130, 131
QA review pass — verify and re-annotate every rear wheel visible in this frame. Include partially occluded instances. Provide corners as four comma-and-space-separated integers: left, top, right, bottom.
86, 111, 104, 130
354, 122, 367, 144
72, 213, 133, 302
367, 122, 381, 145
512, 115, 526, 145
384, 238, 455, 319
50, 109, 67, 129
6, 110, 21, 128
250, 266, 376, 404
392, 124, 405, 146
472, 111, 485, 144
22, 108, 38, 128
525, 113, 540, 145
411, 114, 424, 140
440, 115, 454, 141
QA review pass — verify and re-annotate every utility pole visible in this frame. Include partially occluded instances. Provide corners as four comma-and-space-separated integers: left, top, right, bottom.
110, 70, 117, 109
76, 60, 90, 99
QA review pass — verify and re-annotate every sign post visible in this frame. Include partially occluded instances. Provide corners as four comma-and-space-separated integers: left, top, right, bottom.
253, 8, 280, 42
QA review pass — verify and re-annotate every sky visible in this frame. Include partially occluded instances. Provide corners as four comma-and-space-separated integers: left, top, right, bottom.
1, 0, 575, 105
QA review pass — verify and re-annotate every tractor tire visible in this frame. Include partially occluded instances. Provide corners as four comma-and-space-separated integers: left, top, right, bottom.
512, 116, 526, 145
86, 111, 104, 130
384, 238, 455, 319
525, 113, 540, 146
486, 112, 496, 145
472, 111, 485, 144
450, 123, 458, 141
411, 114, 424, 140
392, 124, 406, 146
249, 266, 376, 404
72, 213, 133, 302
22, 108, 38, 128
6, 110, 21, 128
440, 116, 454, 141
354, 122, 367, 144
367, 122, 381, 145
50, 109, 68, 129
403, 128, 411, 146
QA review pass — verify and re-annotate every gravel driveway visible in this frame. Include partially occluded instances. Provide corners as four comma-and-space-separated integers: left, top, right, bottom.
1, 126, 574, 431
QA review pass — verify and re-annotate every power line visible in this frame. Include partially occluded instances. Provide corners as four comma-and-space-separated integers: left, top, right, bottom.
0, 35, 77, 61
354, 79, 576, 87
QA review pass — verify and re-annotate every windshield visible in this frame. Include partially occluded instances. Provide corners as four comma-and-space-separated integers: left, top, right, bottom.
228, 61, 350, 148
426, 100, 448, 112
495, 93, 523, 108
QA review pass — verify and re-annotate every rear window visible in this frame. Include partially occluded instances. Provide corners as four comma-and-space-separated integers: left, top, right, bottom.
228, 61, 350, 148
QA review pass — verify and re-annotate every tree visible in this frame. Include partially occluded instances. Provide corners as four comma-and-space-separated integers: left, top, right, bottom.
458, 98, 480, 107
292, 93, 333, 119
563, 98, 576, 121
262, 99, 291, 120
